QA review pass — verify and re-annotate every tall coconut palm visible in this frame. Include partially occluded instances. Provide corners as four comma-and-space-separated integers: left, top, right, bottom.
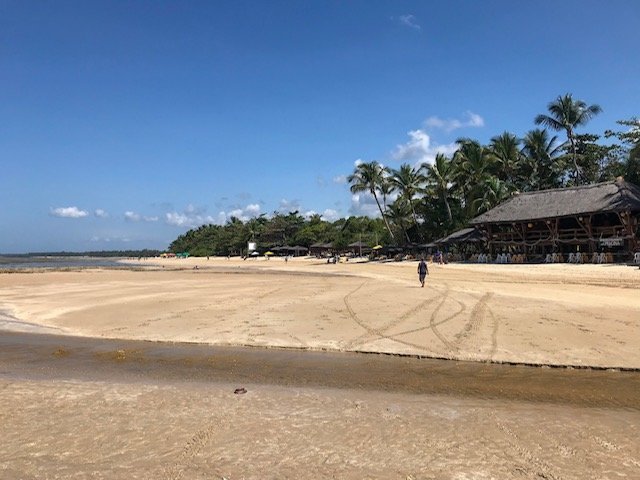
386, 199, 412, 244
347, 161, 395, 240
388, 163, 425, 228
489, 131, 521, 185
521, 129, 564, 190
378, 174, 394, 214
422, 153, 455, 224
535, 93, 602, 183
453, 139, 495, 217
473, 177, 511, 214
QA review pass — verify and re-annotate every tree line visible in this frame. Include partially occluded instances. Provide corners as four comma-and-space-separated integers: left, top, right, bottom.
170, 94, 639, 255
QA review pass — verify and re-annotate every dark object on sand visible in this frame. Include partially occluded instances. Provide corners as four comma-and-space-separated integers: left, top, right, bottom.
234, 387, 247, 395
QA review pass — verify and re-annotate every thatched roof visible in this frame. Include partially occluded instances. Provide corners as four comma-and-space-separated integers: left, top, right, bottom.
471, 179, 640, 225
347, 241, 369, 248
310, 242, 333, 249
435, 227, 483, 244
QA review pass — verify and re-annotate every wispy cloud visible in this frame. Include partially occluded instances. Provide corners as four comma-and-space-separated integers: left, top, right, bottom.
124, 211, 158, 222
424, 111, 484, 132
333, 174, 347, 185
398, 14, 421, 30
124, 211, 141, 222
90, 235, 131, 243
278, 199, 302, 213
349, 193, 383, 217
50, 206, 88, 218
94, 209, 109, 218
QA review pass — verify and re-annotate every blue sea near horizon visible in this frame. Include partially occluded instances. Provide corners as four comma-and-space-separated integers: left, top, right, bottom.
0, 256, 132, 270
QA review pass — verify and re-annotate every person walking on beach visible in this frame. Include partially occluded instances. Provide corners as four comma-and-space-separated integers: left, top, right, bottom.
417, 257, 429, 287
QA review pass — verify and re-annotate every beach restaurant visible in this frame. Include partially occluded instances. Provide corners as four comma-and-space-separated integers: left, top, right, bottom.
469, 178, 640, 259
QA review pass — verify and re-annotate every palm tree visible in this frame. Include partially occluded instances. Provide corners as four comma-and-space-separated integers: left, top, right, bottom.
388, 163, 425, 228
473, 177, 511, 214
453, 139, 495, 217
521, 129, 564, 190
386, 200, 412, 244
535, 93, 602, 183
378, 174, 394, 214
347, 161, 395, 240
489, 131, 521, 185
422, 153, 455, 224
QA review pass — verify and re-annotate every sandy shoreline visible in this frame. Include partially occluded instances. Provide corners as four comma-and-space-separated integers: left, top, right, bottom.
2, 258, 640, 479
1, 257, 638, 369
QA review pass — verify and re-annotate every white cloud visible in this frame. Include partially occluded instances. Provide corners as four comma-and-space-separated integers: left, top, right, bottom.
124, 211, 159, 222
320, 209, 340, 222
94, 209, 109, 218
213, 203, 262, 225
278, 198, 301, 213
333, 175, 347, 184
349, 193, 384, 218
354, 158, 363, 167
165, 211, 216, 228
424, 111, 484, 132
393, 129, 431, 162
124, 211, 141, 222
399, 14, 421, 30
50, 206, 88, 218
90, 235, 131, 243
391, 129, 458, 167
244, 203, 261, 217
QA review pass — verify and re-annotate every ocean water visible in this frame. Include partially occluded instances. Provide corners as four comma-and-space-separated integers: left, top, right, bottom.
0, 256, 131, 270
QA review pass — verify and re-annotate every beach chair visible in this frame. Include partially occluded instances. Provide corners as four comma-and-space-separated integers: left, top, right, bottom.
544, 254, 552, 263
567, 253, 575, 263
634, 252, 640, 265
606, 252, 613, 263
575, 252, 582, 263
598, 252, 605, 264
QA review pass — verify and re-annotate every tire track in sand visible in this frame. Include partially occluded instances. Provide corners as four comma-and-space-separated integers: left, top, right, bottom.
160, 423, 221, 480
343, 281, 435, 353
453, 293, 497, 357
344, 282, 468, 355
426, 285, 459, 352
346, 286, 441, 349
491, 412, 565, 480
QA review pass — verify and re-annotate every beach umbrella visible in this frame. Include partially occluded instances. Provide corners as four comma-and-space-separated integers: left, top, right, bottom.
372, 245, 383, 250
250, 251, 259, 256
264, 251, 274, 256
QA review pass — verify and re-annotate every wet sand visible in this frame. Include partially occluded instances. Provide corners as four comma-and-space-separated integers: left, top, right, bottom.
1, 331, 639, 479
1, 259, 639, 478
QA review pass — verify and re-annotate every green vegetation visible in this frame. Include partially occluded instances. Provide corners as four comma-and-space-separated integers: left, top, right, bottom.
170, 95, 639, 256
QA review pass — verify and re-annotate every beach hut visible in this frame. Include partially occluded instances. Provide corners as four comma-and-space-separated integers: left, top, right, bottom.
289, 245, 309, 257
470, 178, 640, 261
347, 241, 371, 256
310, 242, 333, 257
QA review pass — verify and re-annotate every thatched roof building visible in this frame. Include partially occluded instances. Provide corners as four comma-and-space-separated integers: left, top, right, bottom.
470, 178, 640, 255
435, 227, 484, 246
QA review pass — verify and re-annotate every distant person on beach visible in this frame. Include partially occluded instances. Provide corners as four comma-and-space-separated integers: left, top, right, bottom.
417, 257, 429, 287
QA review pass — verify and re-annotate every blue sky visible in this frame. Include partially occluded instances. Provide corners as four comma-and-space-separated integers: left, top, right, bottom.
1, 0, 638, 253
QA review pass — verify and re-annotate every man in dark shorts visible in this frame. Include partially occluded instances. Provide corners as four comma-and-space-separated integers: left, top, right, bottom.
417, 257, 429, 287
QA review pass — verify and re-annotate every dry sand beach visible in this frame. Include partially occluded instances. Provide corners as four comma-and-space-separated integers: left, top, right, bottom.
1, 258, 639, 479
